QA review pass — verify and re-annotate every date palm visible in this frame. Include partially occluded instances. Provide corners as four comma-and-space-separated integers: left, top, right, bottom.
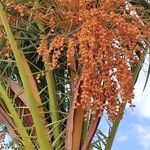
0, 0, 149, 150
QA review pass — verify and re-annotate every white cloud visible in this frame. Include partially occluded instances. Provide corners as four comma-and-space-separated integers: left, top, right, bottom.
130, 55, 150, 119
117, 135, 128, 143
134, 124, 150, 150
127, 57, 150, 150
133, 75, 150, 119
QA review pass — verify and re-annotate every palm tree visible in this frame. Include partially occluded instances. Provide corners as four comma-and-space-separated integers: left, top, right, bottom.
0, 0, 149, 149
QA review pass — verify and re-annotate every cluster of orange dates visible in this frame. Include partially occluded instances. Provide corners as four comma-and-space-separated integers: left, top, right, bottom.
2, 0, 149, 121
38, 0, 148, 121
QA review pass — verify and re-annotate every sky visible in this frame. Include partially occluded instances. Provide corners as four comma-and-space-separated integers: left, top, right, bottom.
111, 55, 150, 150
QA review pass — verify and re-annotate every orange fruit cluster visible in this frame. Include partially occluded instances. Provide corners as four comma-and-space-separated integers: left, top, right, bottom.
37, 0, 149, 121
37, 36, 65, 70
1, 0, 148, 121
